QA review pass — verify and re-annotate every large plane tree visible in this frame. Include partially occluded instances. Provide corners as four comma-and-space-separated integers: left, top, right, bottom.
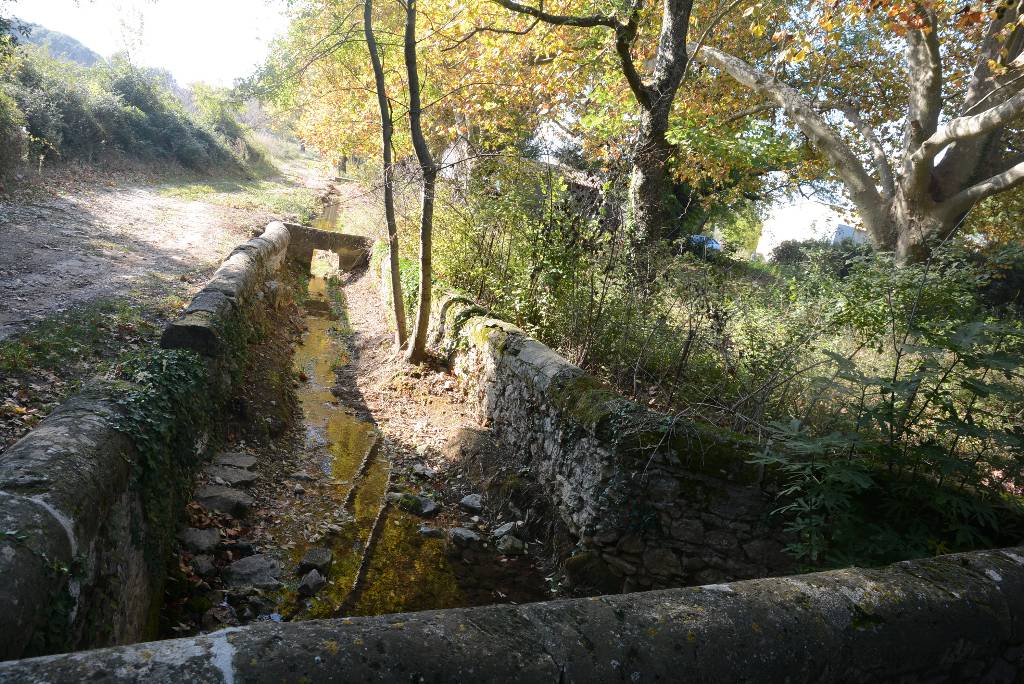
691, 0, 1024, 264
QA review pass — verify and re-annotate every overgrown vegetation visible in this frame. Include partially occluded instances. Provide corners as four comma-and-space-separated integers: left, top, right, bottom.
0, 41, 271, 178
424, 156, 1024, 568
256, 0, 1024, 571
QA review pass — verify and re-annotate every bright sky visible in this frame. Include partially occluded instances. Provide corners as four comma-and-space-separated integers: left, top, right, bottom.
10, 0, 291, 86
755, 197, 847, 257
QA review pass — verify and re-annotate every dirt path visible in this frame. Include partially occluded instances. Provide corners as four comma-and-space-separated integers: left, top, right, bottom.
0, 160, 327, 341
0, 159, 328, 451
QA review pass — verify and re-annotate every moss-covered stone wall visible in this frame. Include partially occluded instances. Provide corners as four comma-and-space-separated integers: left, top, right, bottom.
0, 222, 292, 661
3, 545, 1024, 682
432, 295, 792, 592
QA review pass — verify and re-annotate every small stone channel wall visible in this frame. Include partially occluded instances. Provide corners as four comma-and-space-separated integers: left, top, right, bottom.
283, 222, 369, 271
432, 296, 791, 592
0, 222, 291, 661
3, 546, 1024, 682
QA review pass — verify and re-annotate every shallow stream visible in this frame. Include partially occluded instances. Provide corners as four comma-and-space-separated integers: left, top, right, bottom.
263, 253, 469, 619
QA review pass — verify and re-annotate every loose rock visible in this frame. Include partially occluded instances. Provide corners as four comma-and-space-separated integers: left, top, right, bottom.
412, 463, 436, 479
223, 554, 283, 589
191, 555, 217, 578
449, 527, 481, 546
215, 452, 257, 469
201, 604, 238, 630
298, 547, 333, 575
491, 521, 521, 539
298, 569, 326, 597
496, 535, 526, 556
459, 493, 483, 513
196, 485, 254, 517
418, 525, 445, 538
387, 492, 440, 517
204, 465, 259, 486
179, 527, 220, 553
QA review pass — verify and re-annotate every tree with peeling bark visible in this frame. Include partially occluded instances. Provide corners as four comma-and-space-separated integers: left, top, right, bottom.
493, 0, 694, 247
364, 0, 409, 349
689, 0, 1024, 264
402, 0, 438, 364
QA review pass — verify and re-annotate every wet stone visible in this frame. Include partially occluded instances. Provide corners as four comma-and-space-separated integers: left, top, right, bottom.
179, 527, 220, 553
418, 525, 445, 538
388, 492, 440, 517
223, 554, 283, 589
298, 547, 333, 575
205, 465, 260, 486
215, 452, 257, 469
459, 493, 483, 513
298, 569, 326, 597
196, 485, 254, 517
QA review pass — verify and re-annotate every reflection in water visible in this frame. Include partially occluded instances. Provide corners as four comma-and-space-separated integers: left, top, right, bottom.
269, 253, 466, 620
311, 200, 339, 231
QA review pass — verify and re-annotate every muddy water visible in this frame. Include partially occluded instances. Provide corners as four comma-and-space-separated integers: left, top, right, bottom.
311, 199, 339, 231
266, 254, 462, 620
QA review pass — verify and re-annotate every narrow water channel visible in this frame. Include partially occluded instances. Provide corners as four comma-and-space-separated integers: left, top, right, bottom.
164, 204, 547, 637
262, 251, 469, 619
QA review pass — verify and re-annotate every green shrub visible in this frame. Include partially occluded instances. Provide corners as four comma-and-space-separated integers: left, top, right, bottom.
0, 87, 25, 174
428, 154, 1024, 568
0, 46, 267, 175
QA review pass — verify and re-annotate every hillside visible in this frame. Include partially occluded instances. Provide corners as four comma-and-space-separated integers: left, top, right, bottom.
11, 19, 103, 66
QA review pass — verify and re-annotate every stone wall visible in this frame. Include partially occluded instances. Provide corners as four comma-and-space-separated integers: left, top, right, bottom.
3, 545, 1024, 682
432, 296, 791, 592
0, 222, 292, 661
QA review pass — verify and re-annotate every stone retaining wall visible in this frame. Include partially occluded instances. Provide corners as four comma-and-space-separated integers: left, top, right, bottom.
0, 222, 291, 661
432, 295, 791, 592
3, 545, 1023, 682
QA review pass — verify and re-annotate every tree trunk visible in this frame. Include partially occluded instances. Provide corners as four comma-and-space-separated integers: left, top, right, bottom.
364, 0, 408, 349
628, 112, 675, 247
890, 189, 956, 266
403, 0, 436, 364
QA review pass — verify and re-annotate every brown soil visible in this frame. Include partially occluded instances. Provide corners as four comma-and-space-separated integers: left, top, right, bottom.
0, 161, 325, 342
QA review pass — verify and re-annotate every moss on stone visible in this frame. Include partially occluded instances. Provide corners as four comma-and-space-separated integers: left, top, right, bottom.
549, 374, 623, 429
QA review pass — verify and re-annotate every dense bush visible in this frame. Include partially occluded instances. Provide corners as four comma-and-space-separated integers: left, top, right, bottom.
0, 46, 267, 176
0, 87, 25, 173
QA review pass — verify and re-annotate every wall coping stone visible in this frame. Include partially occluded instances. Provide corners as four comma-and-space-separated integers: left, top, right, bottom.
2, 545, 1024, 682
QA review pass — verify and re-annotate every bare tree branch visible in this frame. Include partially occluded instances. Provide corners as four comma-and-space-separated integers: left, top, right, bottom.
943, 158, 1024, 214
720, 103, 777, 125
690, 44, 891, 243
490, 0, 618, 29
912, 87, 1024, 167
837, 104, 896, 199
